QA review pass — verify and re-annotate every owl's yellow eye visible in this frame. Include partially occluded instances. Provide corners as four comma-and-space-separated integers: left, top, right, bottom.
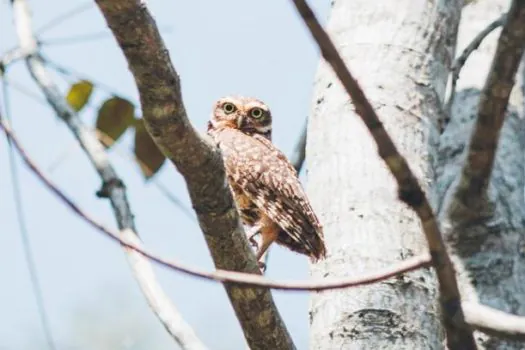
222, 102, 237, 114
250, 107, 264, 119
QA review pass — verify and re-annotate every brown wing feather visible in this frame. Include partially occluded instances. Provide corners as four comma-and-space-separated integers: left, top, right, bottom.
252, 134, 298, 176
215, 128, 326, 260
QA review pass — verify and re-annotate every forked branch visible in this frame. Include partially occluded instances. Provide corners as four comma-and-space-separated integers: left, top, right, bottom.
456, 0, 525, 203
289, 0, 477, 348
446, 13, 507, 114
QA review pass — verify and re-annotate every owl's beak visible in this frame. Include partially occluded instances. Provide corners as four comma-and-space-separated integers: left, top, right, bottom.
236, 115, 244, 129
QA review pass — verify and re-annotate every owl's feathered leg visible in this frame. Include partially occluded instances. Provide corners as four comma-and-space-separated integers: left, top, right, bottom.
254, 218, 279, 264
245, 223, 272, 272
258, 249, 270, 273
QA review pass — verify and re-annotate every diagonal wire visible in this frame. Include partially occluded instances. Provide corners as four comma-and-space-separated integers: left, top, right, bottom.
1, 80, 56, 350
39, 25, 173, 47
43, 57, 125, 96
39, 31, 120, 46
35, 2, 93, 35
2, 77, 48, 106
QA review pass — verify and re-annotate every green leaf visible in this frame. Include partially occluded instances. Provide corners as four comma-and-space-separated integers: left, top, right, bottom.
134, 119, 166, 179
66, 80, 94, 112
96, 97, 135, 148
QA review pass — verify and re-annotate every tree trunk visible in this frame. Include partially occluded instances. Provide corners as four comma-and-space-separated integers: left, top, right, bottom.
308, 0, 461, 348
437, 1, 525, 349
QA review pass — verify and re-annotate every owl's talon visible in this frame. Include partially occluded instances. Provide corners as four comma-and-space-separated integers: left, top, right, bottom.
249, 237, 259, 249
246, 225, 261, 249
257, 260, 267, 272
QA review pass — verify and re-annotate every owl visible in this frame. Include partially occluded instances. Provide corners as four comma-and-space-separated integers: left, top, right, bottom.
207, 96, 326, 266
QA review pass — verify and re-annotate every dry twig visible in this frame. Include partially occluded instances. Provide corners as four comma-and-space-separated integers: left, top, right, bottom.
446, 13, 507, 117
289, 0, 477, 348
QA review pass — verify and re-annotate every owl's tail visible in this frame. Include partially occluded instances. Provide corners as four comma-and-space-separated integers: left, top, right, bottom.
276, 229, 327, 261
309, 235, 327, 262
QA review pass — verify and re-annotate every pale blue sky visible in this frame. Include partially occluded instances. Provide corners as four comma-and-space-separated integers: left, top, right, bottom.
0, 1, 329, 349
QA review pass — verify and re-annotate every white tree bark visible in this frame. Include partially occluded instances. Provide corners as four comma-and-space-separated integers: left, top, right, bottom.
437, 1, 525, 349
308, 0, 461, 348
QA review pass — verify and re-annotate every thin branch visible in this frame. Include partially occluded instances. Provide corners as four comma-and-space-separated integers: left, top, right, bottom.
446, 13, 507, 115
92, 1, 295, 349
289, 122, 307, 173
1, 81, 56, 350
457, 1, 525, 201
0, 47, 26, 73
463, 302, 525, 341
5, 121, 525, 343
11, 1, 207, 349
290, 1, 477, 349
0, 119, 433, 291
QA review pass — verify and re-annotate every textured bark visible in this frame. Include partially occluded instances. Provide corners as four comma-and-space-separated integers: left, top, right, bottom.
308, 1, 461, 348
93, 1, 294, 349
437, 1, 525, 348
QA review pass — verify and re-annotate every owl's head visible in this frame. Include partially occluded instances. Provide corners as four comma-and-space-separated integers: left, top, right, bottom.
208, 96, 272, 139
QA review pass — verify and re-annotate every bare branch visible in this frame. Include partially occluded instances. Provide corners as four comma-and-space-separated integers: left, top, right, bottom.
0, 47, 26, 73
446, 13, 507, 114
289, 0, 477, 348
458, 1, 525, 201
11, 1, 207, 349
6, 120, 525, 344
92, 1, 294, 349
0, 119, 434, 292
463, 302, 525, 341
289, 123, 307, 173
